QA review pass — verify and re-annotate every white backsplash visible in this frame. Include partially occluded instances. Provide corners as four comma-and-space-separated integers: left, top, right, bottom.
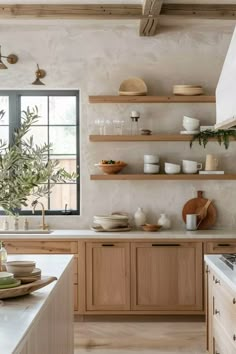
0, 20, 235, 230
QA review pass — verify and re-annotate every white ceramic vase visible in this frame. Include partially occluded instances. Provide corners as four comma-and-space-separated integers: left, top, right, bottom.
134, 208, 146, 228
157, 213, 171, 230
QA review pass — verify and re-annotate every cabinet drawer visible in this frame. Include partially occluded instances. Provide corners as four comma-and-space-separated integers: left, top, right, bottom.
206, 242, 236, 254
213, 315, 236, 354
4, 241, 78, 254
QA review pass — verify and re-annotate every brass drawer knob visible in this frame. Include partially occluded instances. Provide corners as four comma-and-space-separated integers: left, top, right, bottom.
233, 298, 236, 304
215, 309, 220, 315
233, 334, 236, 341
215, 279, 220, 284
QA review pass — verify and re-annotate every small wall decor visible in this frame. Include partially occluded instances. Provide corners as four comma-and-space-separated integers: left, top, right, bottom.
0, 45, 18, 69
32, 64, 46, 85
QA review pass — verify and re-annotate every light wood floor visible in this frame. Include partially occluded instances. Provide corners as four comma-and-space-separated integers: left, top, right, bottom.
74, 316, 206, 354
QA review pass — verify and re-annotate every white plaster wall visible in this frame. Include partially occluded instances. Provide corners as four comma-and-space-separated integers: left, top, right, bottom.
0, 20, 235, 230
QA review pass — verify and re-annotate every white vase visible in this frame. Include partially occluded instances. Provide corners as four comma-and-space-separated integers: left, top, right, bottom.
134, 208, 146, 228
157, 213, 171, 230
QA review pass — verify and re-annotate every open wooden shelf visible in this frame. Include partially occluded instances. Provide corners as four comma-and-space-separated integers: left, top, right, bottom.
89, 95, 216, 104
89, 134, 236, 142
91, 174, 235, 181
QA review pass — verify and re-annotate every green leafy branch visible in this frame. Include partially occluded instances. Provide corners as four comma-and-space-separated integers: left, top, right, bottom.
0, 107, 78, 215
190, 129, 236, 150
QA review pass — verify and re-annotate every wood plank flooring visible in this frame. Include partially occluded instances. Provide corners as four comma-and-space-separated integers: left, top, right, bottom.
74, 317, 206, 353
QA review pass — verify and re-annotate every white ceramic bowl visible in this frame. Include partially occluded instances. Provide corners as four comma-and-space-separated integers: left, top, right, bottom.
164, 162, 181, 174
93, 215, 128, 229
144, 163, 160, 174
5, 261, 36, 276
183, 121, 200, 131
183, 116, 200, 124
144, 154, 159, 164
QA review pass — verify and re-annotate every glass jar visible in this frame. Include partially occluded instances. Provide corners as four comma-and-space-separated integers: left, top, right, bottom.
0, 241, 7, 265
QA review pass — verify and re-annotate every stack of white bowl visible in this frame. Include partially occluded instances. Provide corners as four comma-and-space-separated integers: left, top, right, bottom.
173, 85, 204, 96
93, 214, 129, 230
144, 154, 160, 174
181, 116, 200, 134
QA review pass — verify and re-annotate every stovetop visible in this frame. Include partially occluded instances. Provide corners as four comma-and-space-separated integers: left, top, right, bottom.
220, 254, 236, 270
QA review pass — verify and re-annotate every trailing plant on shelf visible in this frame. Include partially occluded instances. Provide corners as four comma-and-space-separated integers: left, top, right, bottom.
0, 107, 77, 215
190, 129, 236, 150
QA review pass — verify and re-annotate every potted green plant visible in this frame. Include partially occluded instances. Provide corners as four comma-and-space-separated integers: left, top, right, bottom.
190, 129, 236, 149
0, 107, 77, 215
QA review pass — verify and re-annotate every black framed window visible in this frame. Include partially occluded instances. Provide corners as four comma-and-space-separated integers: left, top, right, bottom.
0, 90, 80, 215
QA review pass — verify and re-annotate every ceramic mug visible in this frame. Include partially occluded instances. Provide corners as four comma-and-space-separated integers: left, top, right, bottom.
186, 214, 198, 231
205, 154, 218, 171
182, 160, 202, 174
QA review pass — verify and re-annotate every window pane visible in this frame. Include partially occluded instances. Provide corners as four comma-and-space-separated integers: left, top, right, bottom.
22, 190, 49, 211
50, 184, 77, 210
0, 127, 9, 145
24, 127, 48, 147
50, 155, 77, 174
49, 127, 76, 154
49, 96, 76, 125
0, 96, 9, 125
21, 96, 48, 125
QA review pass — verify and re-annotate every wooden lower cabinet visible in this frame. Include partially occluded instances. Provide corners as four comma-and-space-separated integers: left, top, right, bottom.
131, 242, 203, 312
206, 241, 236, 254
207, 264, 236, 354
85, 242, 130, 311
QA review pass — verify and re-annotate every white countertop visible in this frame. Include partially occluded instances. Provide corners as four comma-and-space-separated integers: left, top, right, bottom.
0, 229, 236, 239
0, 254, 73, 354
205, 255, 236, 293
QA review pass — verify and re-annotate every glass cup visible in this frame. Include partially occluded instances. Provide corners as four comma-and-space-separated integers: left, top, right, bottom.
112, 120, 125, 135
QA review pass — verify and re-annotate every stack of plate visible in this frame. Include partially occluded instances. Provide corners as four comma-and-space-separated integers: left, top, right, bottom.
173, 85, 204, 96
0, 271, 21, 289
93, 214, 129, 230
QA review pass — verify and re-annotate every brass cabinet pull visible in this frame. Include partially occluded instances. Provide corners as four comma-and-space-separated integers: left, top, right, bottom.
215, 279, 220, 284
233, 334, 236, 341
214, 309, 220, 315
233, 298, 236, 304
217, 243, 231, 247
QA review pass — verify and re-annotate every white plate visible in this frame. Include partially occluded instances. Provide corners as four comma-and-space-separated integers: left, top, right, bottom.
180, 130, 200, 134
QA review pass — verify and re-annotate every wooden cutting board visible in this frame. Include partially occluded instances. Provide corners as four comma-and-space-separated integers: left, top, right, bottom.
182, 191, 217, 230
0, 276, 57, 299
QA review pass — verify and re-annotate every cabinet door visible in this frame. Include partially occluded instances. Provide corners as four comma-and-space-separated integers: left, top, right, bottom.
86, 242, 130, 311
131, 242, 203, 311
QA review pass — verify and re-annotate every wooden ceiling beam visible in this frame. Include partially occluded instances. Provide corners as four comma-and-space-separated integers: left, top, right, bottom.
0, 4, 235, 21
161, 4, 236, 20
140, 0, 163, 36
0, 4, 142, 19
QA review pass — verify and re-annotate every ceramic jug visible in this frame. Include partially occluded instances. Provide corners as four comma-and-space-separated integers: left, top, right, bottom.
134, 208, 146, 228
157, 213, 171, 230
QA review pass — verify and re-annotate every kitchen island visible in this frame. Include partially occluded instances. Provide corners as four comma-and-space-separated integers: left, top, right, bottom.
0, 254, 74, 354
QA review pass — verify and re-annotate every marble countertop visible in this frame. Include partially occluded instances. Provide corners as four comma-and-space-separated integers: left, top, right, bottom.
0, 229, 236, 240
0, 254, 73, 354
205, 255, 236, 293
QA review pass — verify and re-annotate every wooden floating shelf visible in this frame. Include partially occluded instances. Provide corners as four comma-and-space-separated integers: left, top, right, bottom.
89, 95, 216, 104
89, 134, 236, 142
91, 174, 236, 181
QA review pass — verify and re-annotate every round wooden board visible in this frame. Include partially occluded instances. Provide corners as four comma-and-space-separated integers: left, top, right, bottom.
182, 191, 217, 230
